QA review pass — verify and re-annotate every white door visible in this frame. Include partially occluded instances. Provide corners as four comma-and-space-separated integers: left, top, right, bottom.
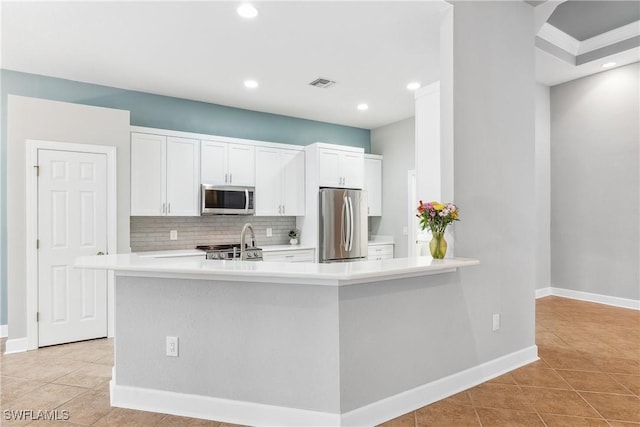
318, 149, 341, 187
227, 143, 255, 186
201, 140, 228, 185
255, 148, 282, 216
364, 158, 382, 216
282, 150, 305, 216
341, 152, 364, 189
37, 149, 108, 346
130, 133, 166, 216
166, 137, 199, 216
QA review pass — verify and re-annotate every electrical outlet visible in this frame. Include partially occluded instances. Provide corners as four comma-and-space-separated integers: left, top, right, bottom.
266, 228, 273, 237
166, 336, 179, 357
492, 313, 501, 332
170, 230, 178, 240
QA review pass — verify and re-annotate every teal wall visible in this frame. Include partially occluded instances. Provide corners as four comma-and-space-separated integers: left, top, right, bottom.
0, 69, 371, 326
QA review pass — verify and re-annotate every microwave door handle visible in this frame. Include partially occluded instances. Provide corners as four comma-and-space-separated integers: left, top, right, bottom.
245, 189, 249, 213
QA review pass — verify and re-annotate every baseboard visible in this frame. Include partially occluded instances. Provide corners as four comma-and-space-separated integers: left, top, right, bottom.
111, 383, 341, 427
111, 345, 538, 427
0, 324, 8, 338
536, 287, 640, 310
535, 287, 552, 298
4, 337, 28, 354
341, 345, 539, 426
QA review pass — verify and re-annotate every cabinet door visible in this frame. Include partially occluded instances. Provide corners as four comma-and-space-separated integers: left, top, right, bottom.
228, 144, 255, 186
341, 152, 364, 189
131, 133, 166, 216
364, 158, 382, 216
318, 149, 341, 187
282, 150, 305, 216
255, 148, 282, 216
201, 140, 228, 185
166, 137, 200, 216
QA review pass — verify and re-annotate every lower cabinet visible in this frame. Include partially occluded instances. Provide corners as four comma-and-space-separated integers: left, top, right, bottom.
262, 248, 315, 263
368, 244, 394, 260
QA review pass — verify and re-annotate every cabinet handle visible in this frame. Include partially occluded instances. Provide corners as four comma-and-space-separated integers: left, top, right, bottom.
162, 203, 166, 214
168, 203, 171, 214
225, 173, 228, 183
230, 173, 232, 183
285, 255, 294, 258
278, 205, 281, 214
283, 205, 286, 215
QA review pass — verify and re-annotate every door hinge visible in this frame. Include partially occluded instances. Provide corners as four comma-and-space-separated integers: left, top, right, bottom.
34, 165, 39, 176
36, 312, 40, 322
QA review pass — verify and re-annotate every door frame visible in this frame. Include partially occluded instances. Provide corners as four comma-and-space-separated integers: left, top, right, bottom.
25, 140, 117, 350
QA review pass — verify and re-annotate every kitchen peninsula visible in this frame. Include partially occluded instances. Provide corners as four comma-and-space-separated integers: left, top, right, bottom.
76, 255, 482, 426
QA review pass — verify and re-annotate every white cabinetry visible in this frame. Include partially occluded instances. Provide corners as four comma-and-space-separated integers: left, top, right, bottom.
318, 147, 364, 189
368, 244, 394, 260
131, 133, 200, 216
201, 140, 255, 186
364, 154, 382, 216
255, 147, 305, 216
262, 248, 315, 263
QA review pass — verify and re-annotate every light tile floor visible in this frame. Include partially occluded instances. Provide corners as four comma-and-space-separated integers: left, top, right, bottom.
1, 296, 638, 426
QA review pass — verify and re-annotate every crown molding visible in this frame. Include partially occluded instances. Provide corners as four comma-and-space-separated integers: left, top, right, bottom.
538, 23, 580, 55
578, 20, 640, 55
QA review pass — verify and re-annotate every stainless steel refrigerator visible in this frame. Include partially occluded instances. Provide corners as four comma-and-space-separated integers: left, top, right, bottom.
319, 188, 368, 263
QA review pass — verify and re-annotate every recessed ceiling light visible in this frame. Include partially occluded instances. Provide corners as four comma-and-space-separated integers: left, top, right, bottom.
602, 62, 616, 68
244, 79, 258, 89
406, 82, 421, 90
237, 4, 258, 19
357, 103, 369, 111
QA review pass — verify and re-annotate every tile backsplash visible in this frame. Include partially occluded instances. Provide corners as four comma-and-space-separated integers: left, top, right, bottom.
130, 216, 296, 252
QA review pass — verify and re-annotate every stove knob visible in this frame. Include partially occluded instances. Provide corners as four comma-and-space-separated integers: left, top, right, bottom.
247, 251, 254, 258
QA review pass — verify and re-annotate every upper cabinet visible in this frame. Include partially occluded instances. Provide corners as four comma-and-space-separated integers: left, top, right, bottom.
364, 154, 382, 216
201, 140, 255, 187
131, 133, 200, 216
255, 147, 305, 216
317, 145, 364, 189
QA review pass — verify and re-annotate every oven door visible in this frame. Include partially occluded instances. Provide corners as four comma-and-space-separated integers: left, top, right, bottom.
201, 186, 254, 215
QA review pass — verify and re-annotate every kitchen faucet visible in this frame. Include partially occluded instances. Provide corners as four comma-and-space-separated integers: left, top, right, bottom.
240, 223, 256, 261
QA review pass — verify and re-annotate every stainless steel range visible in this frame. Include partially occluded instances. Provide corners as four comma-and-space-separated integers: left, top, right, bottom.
196, 244, 263, 261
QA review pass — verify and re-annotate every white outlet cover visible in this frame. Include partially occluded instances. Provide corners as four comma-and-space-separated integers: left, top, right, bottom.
166, 336, 179, 357
170, 230, 178, 240
492, 314, 500, 331
266, 228, 273, 237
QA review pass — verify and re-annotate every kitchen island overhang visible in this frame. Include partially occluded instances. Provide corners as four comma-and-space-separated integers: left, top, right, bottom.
75, 255, 540, 427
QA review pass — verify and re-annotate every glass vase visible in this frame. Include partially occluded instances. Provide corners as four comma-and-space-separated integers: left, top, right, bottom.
429, 231, 447, 259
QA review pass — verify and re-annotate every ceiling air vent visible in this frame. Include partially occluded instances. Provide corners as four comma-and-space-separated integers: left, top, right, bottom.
309, 78, 336, 89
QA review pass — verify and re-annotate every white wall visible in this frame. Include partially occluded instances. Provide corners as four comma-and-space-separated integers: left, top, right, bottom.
535, 84, 551, 290
447, 0, 537, 359
550, 63, 639, 300
7, 95, 130, 340
370, 117, 415, 258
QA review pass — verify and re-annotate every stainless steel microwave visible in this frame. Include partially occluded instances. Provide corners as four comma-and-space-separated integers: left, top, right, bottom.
201, 185, 255, 215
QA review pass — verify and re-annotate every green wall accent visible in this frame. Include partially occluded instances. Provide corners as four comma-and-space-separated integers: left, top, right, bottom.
0, 69, 371, 325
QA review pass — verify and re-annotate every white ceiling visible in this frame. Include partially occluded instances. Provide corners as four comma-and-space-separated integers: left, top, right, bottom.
2, 1, 637, 130
1, 1, 445, 130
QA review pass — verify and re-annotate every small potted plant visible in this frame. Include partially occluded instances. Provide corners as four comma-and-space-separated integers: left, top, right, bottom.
288, 229, 299, 245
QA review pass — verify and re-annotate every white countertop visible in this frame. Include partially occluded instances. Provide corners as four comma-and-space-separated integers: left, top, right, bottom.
76, 254, 478, 286
135, 249, 205, 258
368, 235, 395, 245
134, 245, 315, 258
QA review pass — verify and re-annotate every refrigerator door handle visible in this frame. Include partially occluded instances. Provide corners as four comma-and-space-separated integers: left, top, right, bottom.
342, 196, 349, 251
347, 196, 355, 251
